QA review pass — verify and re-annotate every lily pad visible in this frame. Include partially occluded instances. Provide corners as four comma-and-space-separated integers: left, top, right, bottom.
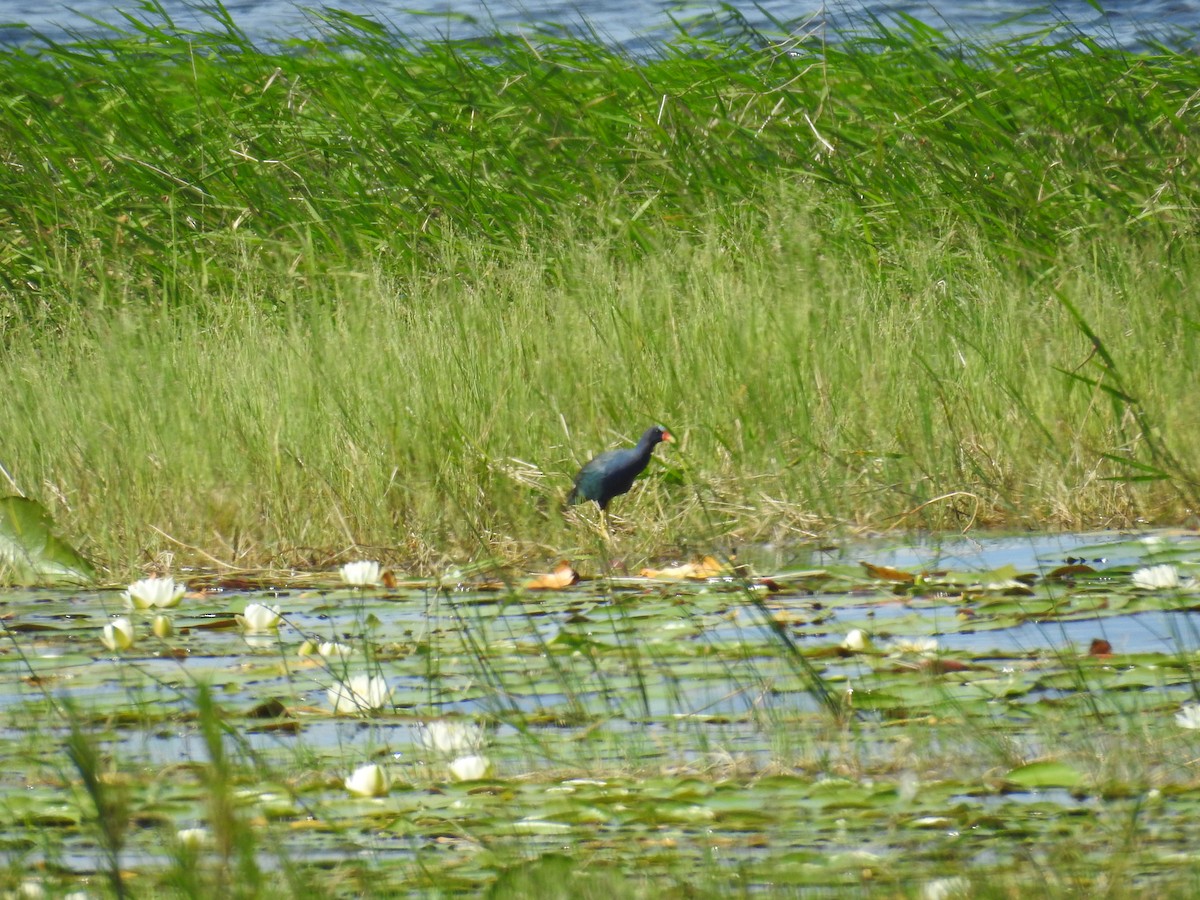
1003, 760, 1086, 789
0, 496, 95, 585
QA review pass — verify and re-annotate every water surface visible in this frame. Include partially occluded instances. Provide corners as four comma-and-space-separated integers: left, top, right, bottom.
5, 0, 1198, 50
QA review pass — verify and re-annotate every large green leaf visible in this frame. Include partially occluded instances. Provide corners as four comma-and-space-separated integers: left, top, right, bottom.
1004, 760, 1086, 789
0, 496, 96, 585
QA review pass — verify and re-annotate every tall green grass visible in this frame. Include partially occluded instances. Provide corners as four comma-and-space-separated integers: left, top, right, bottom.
2, 8, 1199, 573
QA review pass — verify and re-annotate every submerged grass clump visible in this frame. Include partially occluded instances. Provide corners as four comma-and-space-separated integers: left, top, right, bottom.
1, 9, 1200, 573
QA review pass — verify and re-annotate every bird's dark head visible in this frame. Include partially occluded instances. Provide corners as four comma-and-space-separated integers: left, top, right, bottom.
649, 425, 674, 445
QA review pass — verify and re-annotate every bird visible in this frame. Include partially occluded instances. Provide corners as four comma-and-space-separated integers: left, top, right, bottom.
567, 425, 674, 511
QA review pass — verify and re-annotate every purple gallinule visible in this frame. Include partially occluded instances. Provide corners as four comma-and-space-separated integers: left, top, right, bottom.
567, 425, 674, 511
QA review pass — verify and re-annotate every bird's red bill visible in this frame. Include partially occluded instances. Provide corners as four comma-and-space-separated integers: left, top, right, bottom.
662, 430, 675, 443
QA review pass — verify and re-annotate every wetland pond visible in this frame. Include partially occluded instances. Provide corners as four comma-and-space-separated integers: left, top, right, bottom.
5, 530, 1200, 895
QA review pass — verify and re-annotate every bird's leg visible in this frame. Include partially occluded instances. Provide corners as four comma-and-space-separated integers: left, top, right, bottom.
597, 507, 618, 577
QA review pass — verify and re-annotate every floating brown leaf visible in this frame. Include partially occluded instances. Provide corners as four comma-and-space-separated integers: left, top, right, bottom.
247, 698, 289, 719
1047, 564, 1096, 581
920, 658, 971, 674
860, 561, 915, 584
640, 556, 728, 580
771, 610, 808, 626
525, 561, 580, 590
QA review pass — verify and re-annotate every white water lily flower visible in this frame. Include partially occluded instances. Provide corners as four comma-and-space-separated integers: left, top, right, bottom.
920, 877, 971, 900
328, 674, 391, 713
123, 576, 185, 610
176, 827, 211, 849
319, 641, 353, 662
1133, 564, 1180, 590
841, 629, 870, 652
340, 560, 382, 587
345, 763, 390, 798
417, 720, 485, 757
236, 603, 282, 634
101, 617, 135, 652
983, 578, 1025, 591
1175, 704, 1200, 730
448, 754, 494, 782
888, 636, 939, 657
152, 615, 174, 639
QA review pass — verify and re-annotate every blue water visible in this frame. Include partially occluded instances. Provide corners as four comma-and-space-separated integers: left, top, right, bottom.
3, 0, 1198, 50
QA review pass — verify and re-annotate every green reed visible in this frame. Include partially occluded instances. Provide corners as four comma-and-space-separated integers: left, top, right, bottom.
2, 8, 1200, 572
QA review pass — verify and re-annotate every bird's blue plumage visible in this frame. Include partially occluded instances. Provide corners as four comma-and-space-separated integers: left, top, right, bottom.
568, 425, 673, 510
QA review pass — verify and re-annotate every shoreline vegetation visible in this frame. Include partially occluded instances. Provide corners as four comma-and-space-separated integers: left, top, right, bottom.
7, 12, 1200, 899
2, 6, 1200, 577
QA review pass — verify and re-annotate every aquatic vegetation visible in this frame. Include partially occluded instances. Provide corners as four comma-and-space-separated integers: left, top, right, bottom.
340, 560, 382, 588
317, 641, 353, 662
151, 614, 173, 638
344, 763, 390, 798
447, 754, 494, 782
0, 532, 1196, 894
418, 720, 492, 781
841, 628, 871, 652
0, 497, 95, 586
417, 720, 487, 758
6, 5, 1200, 894
122, 576, 186, 610
327, 674, 391, 713
1175, 705, 1200, 730
887, 636, 939, 657
99, 616, 134, 652
176, 828, 211, 849
1133, 564, 1186, 591
235, 602, 282, 633
921, 877, 971, 900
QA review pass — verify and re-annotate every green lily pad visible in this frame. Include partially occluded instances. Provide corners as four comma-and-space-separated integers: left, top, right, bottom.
1004, 760, 1086, 789
0, 496, 96, 586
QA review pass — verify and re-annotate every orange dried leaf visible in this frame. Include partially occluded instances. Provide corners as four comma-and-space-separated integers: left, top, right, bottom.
771, 610, 808, 626
525, 561, 580, 590
640, 563, 690, 579
860, 561, 916, 584
647, 566, 686, 578
640, 556, 730, 580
